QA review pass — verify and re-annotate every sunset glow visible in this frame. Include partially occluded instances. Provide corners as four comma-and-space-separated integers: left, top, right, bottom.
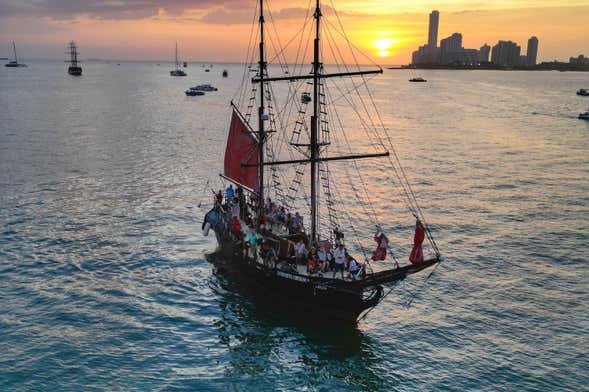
373, 38, 398, 57
0, 1, 587, 64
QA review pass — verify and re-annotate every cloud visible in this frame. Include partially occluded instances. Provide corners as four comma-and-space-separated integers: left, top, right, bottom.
0, 0, 246, 20
198, 4, 356, 25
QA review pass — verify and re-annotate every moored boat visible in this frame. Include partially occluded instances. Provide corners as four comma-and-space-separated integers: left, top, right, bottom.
4, 42, 27, 67
201, 0, 444, 323
190, 84, 218, 92
409, 77, 427, 82
185, 89, 205, 96
170, 43, 187, 76
579, 110, 589, 120
577, 89, 589, 96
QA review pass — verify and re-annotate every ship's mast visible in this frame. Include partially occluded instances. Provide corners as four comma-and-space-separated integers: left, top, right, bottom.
12, 42, 18, 63
70, 42, 78, 67
247, 0, 387, 240
175, 42, 179, 70
310, 0, 321, 243
257, 0, 266, 220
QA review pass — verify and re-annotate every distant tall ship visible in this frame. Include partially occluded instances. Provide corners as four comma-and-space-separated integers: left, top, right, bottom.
66, 41, 82, 76
170, 43, 187, 77
4, 42, 27, 67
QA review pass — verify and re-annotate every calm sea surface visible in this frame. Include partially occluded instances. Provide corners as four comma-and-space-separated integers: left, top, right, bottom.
1, 61, 588, 391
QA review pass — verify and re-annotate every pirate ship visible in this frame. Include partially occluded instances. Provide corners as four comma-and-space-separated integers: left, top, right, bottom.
203, 0, 444, 322
66, 41, 82, 76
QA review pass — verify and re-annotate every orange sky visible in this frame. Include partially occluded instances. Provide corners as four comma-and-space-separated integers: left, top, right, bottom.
1, 0, 588, 64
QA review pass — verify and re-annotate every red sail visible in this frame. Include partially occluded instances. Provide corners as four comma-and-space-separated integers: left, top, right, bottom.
224, 109, 259, 192
409, 220, 425, 264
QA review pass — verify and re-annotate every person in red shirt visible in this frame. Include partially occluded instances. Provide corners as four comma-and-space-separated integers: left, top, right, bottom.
232, 216, 242, 239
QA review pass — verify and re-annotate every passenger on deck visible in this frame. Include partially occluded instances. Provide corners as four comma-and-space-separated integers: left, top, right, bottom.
260, 241, 277, 267
247, 232, 257, 257
294, 212, 303, 227
306, 253, 319, 275
231, 198, 240, 219
294, 238, 307, 264
226, 184, 234, 201
231, 216, 242, 239
333, 243, 346, 279
215, 190, 223, 206
348, 255, 360, 280
317, 245, 332, 273
334, 227, 345, 246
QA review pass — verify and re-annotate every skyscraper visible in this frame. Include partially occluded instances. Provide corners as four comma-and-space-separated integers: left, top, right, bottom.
426, 10, 440, 63
527, 36, 539, 66
479, 44, 491, 62
491, 41, 521, 67
440, 33, 462, 64
428, 10, 440, 49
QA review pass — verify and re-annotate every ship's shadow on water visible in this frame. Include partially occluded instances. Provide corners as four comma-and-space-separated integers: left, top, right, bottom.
205, 251, 368, 353
203, 251, 390, 389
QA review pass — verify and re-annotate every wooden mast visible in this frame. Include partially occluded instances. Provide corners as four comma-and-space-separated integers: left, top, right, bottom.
257, 0, 266, 220
310, 0, 321, 243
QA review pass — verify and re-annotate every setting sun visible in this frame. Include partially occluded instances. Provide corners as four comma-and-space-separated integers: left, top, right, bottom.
373, 38, 397, 57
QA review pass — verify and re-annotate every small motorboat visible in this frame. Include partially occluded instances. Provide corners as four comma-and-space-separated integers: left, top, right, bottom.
577, 89, 589, 96
190, 84, 218, 92
205, 68, 210, 72
409, 77, 427, 82
185, 89, 205, 96
222, 69, 228, 77
579, 110, 589, 120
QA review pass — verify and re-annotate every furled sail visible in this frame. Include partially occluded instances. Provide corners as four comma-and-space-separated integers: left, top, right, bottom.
224, 108, 259, 192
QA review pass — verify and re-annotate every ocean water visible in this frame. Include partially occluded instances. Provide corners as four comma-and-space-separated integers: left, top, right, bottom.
1, 61, 588, 391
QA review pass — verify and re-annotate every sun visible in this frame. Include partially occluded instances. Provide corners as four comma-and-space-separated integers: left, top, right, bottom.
373, 38, 397, 57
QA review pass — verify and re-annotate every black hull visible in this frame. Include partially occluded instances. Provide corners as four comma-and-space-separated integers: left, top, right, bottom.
209, 230, 383, 323
68, 66, 82, 76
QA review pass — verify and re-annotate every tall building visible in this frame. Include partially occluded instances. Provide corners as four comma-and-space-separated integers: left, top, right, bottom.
425, 10, 440, 63
479, 44, 490, 62
491, 40, 521, 67
440, 33, 463, 64
428, 11, 440, 49
527, 36, 538, 66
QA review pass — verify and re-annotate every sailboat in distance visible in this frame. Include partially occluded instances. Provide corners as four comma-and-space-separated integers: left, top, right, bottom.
170, 42, 186, 76
66, 41, 82, 76
202, 0, 444, 322
5, 42, 27, 67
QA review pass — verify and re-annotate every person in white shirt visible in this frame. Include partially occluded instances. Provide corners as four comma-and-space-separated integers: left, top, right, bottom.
333, 243, 346, 279
348, 256, 361, 280
317, 245, 331, 272
294, 239, 307, 264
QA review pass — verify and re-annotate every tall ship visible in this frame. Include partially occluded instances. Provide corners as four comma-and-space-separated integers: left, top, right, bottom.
66, 41, 82, 76
4, 42, 27, 67
170, 43, 187, 77
202, 0, 444, 322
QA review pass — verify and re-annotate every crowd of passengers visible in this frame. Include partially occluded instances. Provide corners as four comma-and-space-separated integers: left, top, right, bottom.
215, 184, 366, 280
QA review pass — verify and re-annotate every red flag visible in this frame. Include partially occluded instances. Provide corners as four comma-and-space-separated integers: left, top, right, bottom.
371, 232, 388, 261
409, 220, 425, 264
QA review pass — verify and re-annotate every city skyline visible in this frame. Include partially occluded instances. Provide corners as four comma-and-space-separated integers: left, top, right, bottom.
0, 1, 588, 64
